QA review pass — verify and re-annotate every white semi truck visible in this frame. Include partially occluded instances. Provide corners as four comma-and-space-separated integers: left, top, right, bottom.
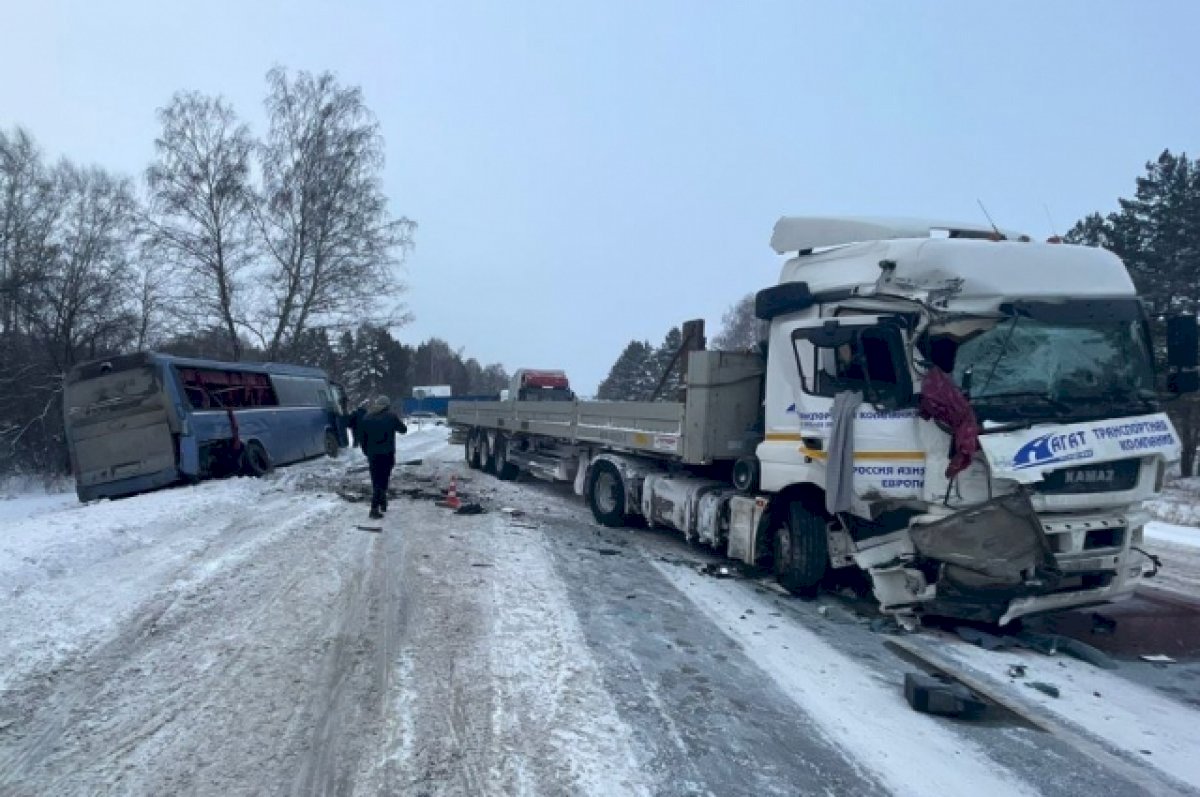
449, 216, 1196, 625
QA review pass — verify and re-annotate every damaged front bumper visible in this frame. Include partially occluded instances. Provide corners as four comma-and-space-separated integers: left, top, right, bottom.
854, 492, 1148, 625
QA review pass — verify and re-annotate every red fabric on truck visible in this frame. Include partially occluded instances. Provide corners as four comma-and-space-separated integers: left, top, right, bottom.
919, 367, 980, 479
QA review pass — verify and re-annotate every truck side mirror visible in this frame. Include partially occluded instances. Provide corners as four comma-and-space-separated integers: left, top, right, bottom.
1167, 315, 1198, 369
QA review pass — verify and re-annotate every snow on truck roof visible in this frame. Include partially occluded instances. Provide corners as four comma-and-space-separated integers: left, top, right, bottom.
770, 216, 1028, 254
771, 219, 1135, 309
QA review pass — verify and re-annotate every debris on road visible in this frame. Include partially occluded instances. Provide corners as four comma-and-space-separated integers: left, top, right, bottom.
455, 502, 485, 515
1140, 654, 1177, 664
956, 626, 1011, 651
500, 507, 526, 517
903, 672, 987, 718
1007, 665, 1027, 679
1025, 682, 1061, 698
355, 525, 383, 534
696, 563, 732, 578
1091, 613, 1117, 635
870, 617, 902, 635
953, 626, 1117, 670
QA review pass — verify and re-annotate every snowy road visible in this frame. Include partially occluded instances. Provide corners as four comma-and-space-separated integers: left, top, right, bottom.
2, 429, 1199, 796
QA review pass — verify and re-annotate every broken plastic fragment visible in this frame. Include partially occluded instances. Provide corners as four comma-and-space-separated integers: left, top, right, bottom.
1140, 654, 1176, 664
1025, 681, 1060, 698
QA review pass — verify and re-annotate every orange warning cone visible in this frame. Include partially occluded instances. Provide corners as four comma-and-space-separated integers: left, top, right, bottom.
442, 475, 462, 510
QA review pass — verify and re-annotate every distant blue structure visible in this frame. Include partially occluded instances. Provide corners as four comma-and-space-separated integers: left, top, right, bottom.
401, 394, 498, 417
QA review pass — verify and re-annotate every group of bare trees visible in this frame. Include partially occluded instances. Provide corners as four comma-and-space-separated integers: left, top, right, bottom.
0, 67, 414, 475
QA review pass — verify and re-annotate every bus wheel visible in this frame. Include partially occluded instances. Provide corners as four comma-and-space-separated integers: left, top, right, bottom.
495, 435, 519, 481
774, 500, 829, 596
587, 460, 627, 527
324, 430, 340, 458
241, 441, 272, 478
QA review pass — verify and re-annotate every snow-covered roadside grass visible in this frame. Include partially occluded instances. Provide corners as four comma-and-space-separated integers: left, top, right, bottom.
1142, 479, 1200, 598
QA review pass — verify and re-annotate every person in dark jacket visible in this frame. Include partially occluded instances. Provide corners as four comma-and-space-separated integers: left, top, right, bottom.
356, 395, 407, 519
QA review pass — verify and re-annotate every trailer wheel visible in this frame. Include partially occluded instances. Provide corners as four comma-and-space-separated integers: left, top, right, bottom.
324, 429, 340, 458
774, 500, 829, 596
466, 431, 481, 469
241, 441, 273, 478
480, 433, 497, 474
494, 434, 519, 481
587, 460, 627, 527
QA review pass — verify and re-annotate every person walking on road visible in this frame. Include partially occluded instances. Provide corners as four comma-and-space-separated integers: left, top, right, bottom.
356, 395, 407, 520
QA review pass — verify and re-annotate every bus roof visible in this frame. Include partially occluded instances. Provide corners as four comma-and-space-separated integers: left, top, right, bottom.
67, 351, 331, 383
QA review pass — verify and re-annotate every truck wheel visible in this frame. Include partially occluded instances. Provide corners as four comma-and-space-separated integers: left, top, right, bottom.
241, 441, 273, 478
324, 429, 340, 458
495, 434, 519, 481
587, 461, 627, 527
774, 500, 829, 596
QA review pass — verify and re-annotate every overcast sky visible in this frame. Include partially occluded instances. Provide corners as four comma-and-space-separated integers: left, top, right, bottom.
3, 1, 1197, 393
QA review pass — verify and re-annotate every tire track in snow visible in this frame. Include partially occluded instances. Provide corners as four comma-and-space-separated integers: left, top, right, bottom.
371, 495, 652, 796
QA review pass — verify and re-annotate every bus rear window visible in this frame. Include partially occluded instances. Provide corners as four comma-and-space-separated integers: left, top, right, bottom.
65, 366, 160, 420
177, 368, 279, 409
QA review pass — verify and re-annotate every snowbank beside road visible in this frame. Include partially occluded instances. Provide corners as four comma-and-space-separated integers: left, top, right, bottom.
1146, 521, 1200, 549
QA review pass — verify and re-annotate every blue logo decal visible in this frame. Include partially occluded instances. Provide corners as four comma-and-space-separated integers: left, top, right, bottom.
786, 403, 797, 414
1012, 431, 1092, 470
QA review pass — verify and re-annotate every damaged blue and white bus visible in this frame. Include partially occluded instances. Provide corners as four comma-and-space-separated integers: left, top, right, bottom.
63, 352, 349, 502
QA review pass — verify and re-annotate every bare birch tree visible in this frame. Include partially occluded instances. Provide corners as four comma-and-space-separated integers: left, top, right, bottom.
146, 92, 256, 360
256, 67, 414, 359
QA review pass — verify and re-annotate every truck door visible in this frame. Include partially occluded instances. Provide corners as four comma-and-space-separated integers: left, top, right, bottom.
787, 315, 924, 500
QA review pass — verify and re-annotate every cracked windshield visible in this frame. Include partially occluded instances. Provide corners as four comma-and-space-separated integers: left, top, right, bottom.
2, 3, 1199, 796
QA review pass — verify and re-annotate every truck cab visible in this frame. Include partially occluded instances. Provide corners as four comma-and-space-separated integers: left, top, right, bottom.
510, 369, 576, 402
755, 216, 1190, 624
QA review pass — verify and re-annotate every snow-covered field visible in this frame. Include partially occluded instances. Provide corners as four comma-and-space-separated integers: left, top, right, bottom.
1, 431, 1199, 796
1145, 482, 1200, 598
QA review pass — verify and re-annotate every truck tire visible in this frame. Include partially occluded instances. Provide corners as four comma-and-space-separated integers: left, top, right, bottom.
774, 500, 829, 596
241, 441, 272, 478
587, 460, 627, 527
494, 434, 519, 481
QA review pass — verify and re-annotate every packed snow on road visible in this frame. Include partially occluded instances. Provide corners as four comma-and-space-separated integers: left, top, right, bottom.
2, 427, 1199, 796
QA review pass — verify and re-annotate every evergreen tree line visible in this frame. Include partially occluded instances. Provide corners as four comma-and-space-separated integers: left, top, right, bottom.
596, 327, 686, 401
596, 296, 766, 402
1066, 149, 1200, 475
